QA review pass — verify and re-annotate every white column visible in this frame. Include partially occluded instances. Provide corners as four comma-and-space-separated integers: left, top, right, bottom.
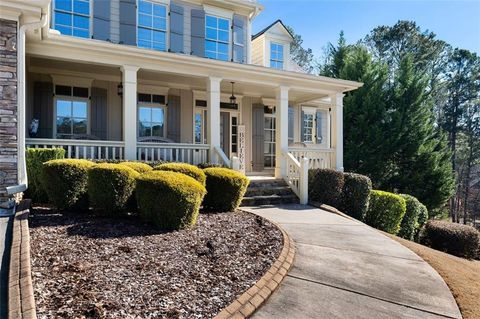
121, 65, 139, 160
246, 19, 252, 64
207, 77, 222, 163
275, 86, 289, 178
331, 93, 344, 171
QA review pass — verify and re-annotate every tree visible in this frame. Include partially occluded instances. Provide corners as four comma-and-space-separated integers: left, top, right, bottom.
320, 31, 350, 78
286, 26, 315, 73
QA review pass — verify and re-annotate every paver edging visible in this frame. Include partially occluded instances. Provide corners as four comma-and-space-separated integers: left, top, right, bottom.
214, 213, 296, 319
7, 201, 36, 319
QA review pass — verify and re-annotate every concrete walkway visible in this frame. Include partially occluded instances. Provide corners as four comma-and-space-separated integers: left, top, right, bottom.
243, 204, 462, 319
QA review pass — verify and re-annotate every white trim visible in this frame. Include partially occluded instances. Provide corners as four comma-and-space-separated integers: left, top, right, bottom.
51, 74, 94, 88
137, 84, 169, 95
203, 4, 233, 19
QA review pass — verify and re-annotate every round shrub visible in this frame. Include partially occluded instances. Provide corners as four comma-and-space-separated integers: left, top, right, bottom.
42, 159, 95, 210
308, 168, 344, 207
136, 171, 206, 230
26, 148, 65, 203
154, 163, 206, 185
197, 162, 224, 169
397, 194, 427, 240
119, 161, 153, 174
340, 172, 372, 221
420, 220, 480, 259
88, 164, 140, 214
203, 167, 249, 212
365, 190, 406, 234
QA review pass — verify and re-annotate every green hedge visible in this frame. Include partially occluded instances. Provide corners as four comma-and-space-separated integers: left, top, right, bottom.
397, 194, 427, 240
420, 220, 480, 259
308, 168, 344, 207
119, 161, 153, 174
42, 159, 95, 210
88, 164, 140, 214
340, 173, 372, 220
154, 163, 206, 185
26, 148, 65, 203
202, 167, 249, 212
365, 190, 406, 234
136, 171, 206, 230
197, 163, 224, 169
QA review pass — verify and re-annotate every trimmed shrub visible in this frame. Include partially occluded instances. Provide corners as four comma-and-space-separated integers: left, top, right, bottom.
88, 164, 140, 214
420, 220, 480, 259
119, 161, 153, 174
25, 148, 65, 203
397, 194, 427, 240
308, 168, 344, 207
154, 163, 206, 185
197, 162, 224, 169
203, 167, 249, 212
365, 190, 406, 234
42, 159, 95, 210
136, 171, 206, 230
340, 173, 372, 220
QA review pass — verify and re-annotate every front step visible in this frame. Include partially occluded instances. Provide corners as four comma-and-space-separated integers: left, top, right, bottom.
241, 178, 299, 206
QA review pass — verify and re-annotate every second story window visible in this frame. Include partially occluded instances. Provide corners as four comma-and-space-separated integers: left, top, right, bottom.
53, 0, 90, 38
138, 0, 167, 51
270, 42, 284, 69
205, 15, 230, 61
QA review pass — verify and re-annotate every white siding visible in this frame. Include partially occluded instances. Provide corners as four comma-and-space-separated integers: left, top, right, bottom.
110, 0, 120, 43
251, 36, 264, 66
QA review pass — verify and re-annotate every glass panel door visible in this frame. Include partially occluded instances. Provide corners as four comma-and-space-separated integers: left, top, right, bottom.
264, 114, 276, 168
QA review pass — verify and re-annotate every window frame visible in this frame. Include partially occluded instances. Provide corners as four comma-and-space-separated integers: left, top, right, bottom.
137, 0, 170, 52
194, 108, 207, 144
137, 102, 167, 139
301, 107, 316, 144
205, 14, 231, 61
52, 0, 92, 38
270, 42, 285, 70
53, 94, 90, 138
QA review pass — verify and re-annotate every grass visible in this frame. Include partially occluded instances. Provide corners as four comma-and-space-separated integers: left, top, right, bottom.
387, 234, 480, 319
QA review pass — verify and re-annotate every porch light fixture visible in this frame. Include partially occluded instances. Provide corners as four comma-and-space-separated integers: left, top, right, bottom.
117, 83, 123, 96
229, 82, 237, 107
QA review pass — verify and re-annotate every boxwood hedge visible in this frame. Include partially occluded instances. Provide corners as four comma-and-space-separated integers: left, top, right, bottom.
340, 173, 372, 220
202, 167, 249, 212
154, 163, 206, 185
119, 161, 153, 174
308, 168, 344, 207
365, 190, 406, 234
398, 194, 428, 240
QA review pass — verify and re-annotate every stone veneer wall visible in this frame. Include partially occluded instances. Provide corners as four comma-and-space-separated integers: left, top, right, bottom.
0, 18, 18, 200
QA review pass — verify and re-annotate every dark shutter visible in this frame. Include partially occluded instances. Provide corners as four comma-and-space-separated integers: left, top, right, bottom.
170, 2, 184, 53
190, 9, 205, 57
300, 110, 305, 142
232, 15, 245, 63
93, 0, 111, 41
252, 104, 264, 171
288, 107, 294, 144
221, 112, 230, 157
316, 110, 323, 144
33, 82, 53, 138
91, 87, 108, 140
167, 95, 181, 142
119, 0, 136, 45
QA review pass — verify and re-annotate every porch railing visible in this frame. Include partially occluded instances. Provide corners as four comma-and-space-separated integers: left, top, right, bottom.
137, 142, 210, 164
284, 152, 309, 205
26, 138, 125, 160
288, 147, 335, 169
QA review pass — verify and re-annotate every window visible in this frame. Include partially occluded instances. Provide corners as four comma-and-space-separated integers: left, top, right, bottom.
270, 42, 284, 69
264, 112, 276, 168
195, 109, 207, 144
55, 85, 89, 138
53, 0, 90, 38
205, 15, 230, 61
138, 106, 166, 138
231, 116, 238, 154
138, 0, 167, 51
302, 112, 314, 142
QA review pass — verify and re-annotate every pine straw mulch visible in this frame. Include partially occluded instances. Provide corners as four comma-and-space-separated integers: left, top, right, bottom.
29, 208, 282, 319
387, 234, 480, 319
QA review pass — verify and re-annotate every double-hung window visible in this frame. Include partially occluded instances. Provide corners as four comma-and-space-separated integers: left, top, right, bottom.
138, 0, 167, 51
270, 42, 284, 70
138, 94, 166, 138
55, 85, 89, 138
53, 0, 90, 38
205, 15, 230, 61
302, 108, 315, 143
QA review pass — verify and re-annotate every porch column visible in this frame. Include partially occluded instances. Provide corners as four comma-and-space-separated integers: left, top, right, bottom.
275, 86, 289, 178
121, 65, 139, 160
207, 77, 222, 163
331, 93, 344, 171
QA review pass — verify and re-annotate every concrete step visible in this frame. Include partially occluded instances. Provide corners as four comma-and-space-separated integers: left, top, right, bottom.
245, 186, 294, 197
248, 179, 289, 188
241, 194, 299, 206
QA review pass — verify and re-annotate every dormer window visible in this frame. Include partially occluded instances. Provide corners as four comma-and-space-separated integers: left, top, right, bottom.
205, 15, 230, 61
53, 0, 90, 38
270, 42, 284, 69
137, 0, 167, 51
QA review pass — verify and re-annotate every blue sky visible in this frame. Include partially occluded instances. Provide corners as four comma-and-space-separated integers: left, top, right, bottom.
252, 0, 480, 60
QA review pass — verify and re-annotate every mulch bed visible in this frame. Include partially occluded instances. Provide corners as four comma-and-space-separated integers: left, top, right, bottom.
29, 207, 282, 319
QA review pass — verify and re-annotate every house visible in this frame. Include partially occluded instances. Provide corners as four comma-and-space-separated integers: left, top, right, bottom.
0, 0, 362, 202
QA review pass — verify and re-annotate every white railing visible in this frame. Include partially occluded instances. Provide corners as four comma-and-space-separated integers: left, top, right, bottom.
137, 142, 210, 164
288, 147, 335, 169
213, 146, 231, 167
26, 138, 125, 160
284, 152, 309, 205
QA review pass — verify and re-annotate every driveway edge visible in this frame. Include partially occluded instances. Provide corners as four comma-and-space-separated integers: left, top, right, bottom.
214, 215, 296, 319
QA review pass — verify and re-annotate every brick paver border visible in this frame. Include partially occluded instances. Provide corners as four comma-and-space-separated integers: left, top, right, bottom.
7, 201, 36, 319
214, 213, 296, 319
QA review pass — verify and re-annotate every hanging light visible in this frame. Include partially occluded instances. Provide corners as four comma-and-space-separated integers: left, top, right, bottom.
117, 83, 123, 96
229, 81, 237, 107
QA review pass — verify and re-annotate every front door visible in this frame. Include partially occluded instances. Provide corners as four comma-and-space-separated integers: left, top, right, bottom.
252, 104, 265, 171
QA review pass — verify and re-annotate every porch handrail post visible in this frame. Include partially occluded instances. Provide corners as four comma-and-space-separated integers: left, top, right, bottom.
121, 65, 139, 160
299, 157, 309, 205
275, 85, 289, 178
331, 93, 345, 172
207, 76, 222, 164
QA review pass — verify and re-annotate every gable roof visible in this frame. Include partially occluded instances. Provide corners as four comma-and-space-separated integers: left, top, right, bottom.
252, 19, 294, 41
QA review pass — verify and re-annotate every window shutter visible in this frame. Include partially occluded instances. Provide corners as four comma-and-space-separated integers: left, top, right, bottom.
170, 2, 184, 53
316, 110, 323, 144
91, 87, 108, 140
119, 0, 136, 45
190, 9, 205, 57
167, 95, 181, 142
288, 107, 294, 144
232, 15, 245, 63
300, 110, 305, 142
93, 0, 111, 41
33, 82, 53, 138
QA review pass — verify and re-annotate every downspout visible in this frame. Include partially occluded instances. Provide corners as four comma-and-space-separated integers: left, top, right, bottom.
17, 13, 48, 189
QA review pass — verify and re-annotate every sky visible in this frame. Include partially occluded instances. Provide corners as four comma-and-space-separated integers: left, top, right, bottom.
252, 0, 480, 61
